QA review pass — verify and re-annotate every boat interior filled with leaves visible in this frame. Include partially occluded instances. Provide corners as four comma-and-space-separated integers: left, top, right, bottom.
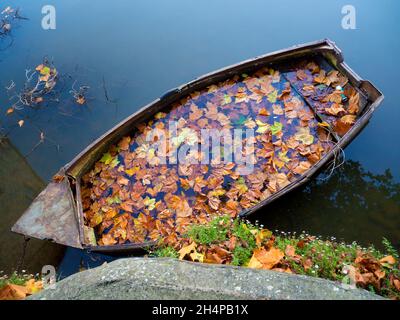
12, 39, 383, 253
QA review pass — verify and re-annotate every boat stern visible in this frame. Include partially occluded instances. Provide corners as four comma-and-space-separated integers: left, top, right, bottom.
11, 175, 82, 249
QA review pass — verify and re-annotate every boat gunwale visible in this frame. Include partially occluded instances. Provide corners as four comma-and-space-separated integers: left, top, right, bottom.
33, 39, 386, 252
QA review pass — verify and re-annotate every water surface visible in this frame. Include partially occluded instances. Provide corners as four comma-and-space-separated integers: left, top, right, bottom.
0, 0, 399, 275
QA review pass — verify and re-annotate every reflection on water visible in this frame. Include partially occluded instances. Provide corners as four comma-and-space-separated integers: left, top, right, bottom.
0, 138, 64, 273
254, 160, 400, 251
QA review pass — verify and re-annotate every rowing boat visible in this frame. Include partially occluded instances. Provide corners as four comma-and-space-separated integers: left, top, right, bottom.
12, 39, 383, 253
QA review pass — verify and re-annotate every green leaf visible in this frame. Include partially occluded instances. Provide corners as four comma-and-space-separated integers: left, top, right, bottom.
255, 119, 270, 133
223, 94, 232, 105
270, 121, 283, 135
100, 152, 113, 165
40, 66, 51, 75
144, 196, 156, 210
278, 151, 290, 163
267, 90, 278, 103
106, 195, 121, 205
110, 157, 120, 168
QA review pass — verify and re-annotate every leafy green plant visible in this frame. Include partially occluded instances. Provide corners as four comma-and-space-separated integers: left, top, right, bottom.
151, 246, 179, 258
185, 216, 230, 245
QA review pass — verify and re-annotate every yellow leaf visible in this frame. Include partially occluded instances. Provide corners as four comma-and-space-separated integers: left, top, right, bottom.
248, 255, 263, 269
294, 127, 314, 145
155, 112, 167, 119
318, 121, 330, 128
340, 114, 356, 125
255, 119, 270, 133
125, 167, 139, 176
25, 279, 43, 294
6, 107, 14, 115
248, 247, 284, 270
178, 242, 197, 260
189, 251, 204, 262
255, 229, 272, 246
18, 120, 24, 127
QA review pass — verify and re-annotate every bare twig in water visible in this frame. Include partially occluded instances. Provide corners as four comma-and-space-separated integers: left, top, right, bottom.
316, 126, 346, 181
24, 129, 60, 158
102, 76, 118, 104
69, 80, 90, 105
6, 58, 59, 112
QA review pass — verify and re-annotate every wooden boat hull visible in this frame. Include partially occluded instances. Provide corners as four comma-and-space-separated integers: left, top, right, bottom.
12, 39, 384, 253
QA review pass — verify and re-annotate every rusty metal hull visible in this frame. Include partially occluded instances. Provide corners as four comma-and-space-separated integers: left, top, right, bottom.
12, 39, 384, 253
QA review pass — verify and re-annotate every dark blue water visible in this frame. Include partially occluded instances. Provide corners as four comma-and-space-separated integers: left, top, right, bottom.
1, 0, 399, 276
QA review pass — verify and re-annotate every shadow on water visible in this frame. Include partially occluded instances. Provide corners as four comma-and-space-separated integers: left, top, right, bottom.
0, 137, 65, 274
56, 160, 400, 278
253, 160, 400, 251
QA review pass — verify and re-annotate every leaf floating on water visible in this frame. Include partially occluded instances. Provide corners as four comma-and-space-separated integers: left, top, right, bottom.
294, 127, 314, 145
76, 96, 86, 105
325, 103, 345, 116
258, 108, 270, 116
348, 92, 360, 114
267, 90, 278, 103
100, 152, 113, 165
293, 161, 312, 175
270, 121, 283, 135
255, 119, 270, 133
340, 114, 356, 125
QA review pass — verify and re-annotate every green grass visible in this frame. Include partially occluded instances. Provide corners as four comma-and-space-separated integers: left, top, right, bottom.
0, 272, 33, 289
185, 215, 230, 244
151, 246, 179, 258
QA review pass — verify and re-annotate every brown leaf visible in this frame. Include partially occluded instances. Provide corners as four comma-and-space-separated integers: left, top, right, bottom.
379, 255, 396, 265
0, 284, 27, 300
293, 161, 311, 175
302, 258, 313, 271
296, 240, 306, 249
348, 92, 360, 114
76, 96, 86, 105
393, 279, 400, 291
258, 107, 270, 116
285, 245, 296, 257
334, 118, 352, 136
272, 104, 283, 115
325, 103, 345, 116
248, 247, 284, 270
189, 103, 203, 121
296, 69, 308, 81
52, 174, 65, 183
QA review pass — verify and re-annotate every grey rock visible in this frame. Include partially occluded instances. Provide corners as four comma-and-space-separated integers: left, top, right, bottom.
30, 257, 384, 300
